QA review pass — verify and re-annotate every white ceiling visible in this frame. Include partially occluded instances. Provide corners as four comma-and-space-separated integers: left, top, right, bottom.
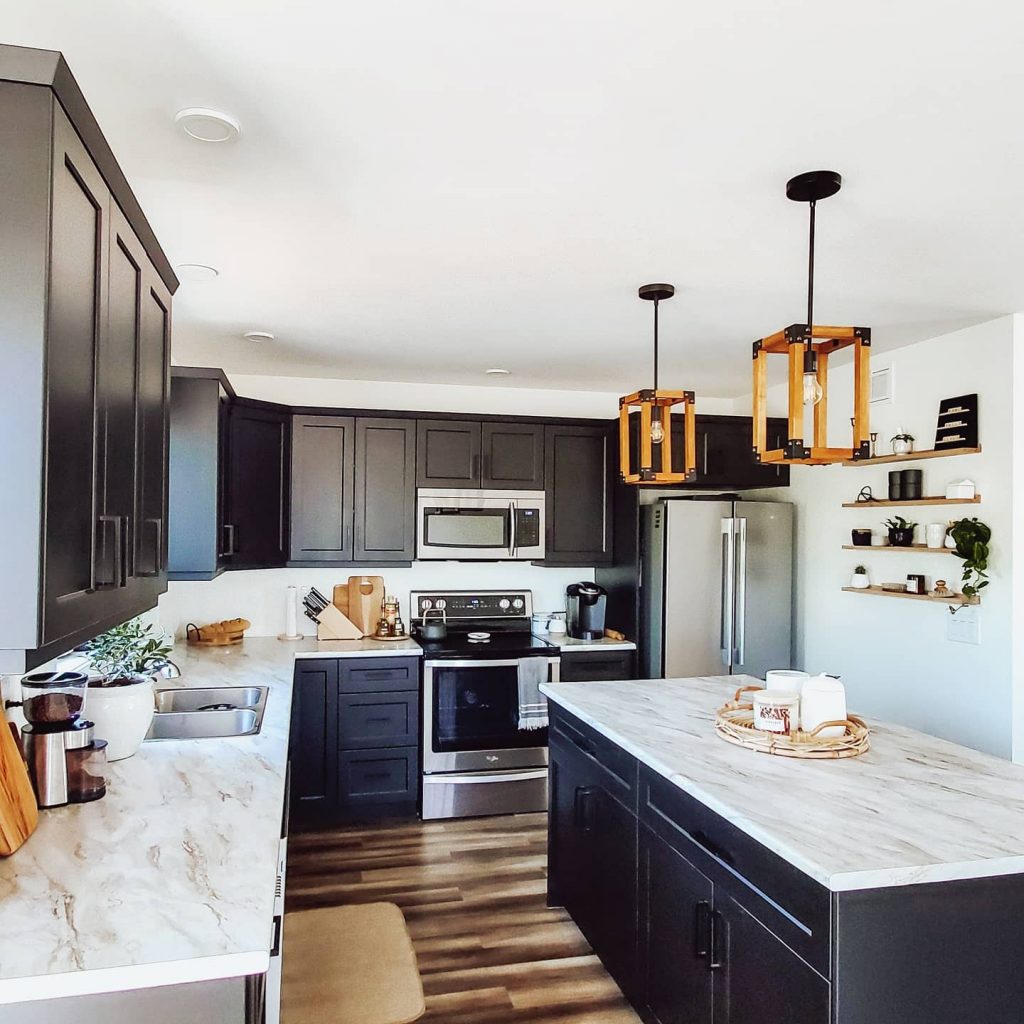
6, 0, 1023, 396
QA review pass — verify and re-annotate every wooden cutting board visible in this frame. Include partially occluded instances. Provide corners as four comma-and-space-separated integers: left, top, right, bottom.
347, 576, 385, 636
0, 707, 38, 856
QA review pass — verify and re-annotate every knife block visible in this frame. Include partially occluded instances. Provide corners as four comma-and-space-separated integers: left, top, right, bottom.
316, 604, 363, 641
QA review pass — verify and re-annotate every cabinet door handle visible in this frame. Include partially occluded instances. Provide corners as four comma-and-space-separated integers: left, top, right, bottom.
95, 515, 121, 589
138, 517, 163, 577
481, 452, 491, 482
472, 453, 480, 482
709, 909, 724, 970
695, 900, 711, 958
573, 786, 598, 831
222, 523, 236, 557
119, 515, 129, 587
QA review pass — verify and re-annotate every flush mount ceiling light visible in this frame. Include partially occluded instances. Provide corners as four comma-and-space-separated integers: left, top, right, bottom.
751, 170, 872, 467
175, 263, 219, 282
485, 368, 511, 376
243, 331, 274, 343
618, 283, 696, 485
174, 107, 241, 143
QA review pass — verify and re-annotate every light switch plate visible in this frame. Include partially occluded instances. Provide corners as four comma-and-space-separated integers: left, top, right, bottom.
947, 605, 980, 645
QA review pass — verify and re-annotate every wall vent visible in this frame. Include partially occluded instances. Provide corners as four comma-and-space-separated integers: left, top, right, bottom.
870, 366, 893, 404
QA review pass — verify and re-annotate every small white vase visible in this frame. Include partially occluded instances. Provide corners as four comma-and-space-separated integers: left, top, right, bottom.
86, 676, 155, 761
850, 572, 870, 590
926, 523, 947, 549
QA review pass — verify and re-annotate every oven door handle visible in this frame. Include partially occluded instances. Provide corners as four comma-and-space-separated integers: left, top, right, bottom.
424, 658, 558, 670
423, 769, 548, 785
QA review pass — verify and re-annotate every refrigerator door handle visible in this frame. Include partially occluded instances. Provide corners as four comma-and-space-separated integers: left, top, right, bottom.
720, 518, 735, 667
734, 517, 748, 667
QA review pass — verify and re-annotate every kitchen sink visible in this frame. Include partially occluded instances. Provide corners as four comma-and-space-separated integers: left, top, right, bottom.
146, 686, 268, 741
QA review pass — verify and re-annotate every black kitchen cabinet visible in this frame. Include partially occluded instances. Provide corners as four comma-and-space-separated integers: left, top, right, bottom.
226, 403, 290, 568
290, 657, 420, 828
290, 415, 355, 562
640, 829, 715, 1024
480, 422, 545, 489
543, 424, 613, 566
354, 418, 416, 561
168, 370, 233, 581
0, 50, 177, 672
559, 649, 636, 682
673, 415, 790, 490
417, 419, 480, 488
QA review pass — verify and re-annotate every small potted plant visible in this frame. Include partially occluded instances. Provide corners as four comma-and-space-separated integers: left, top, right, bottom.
850, 565, 870, 589
86, 618, 172, 761
885, 516, 917, 547
948, 518, 991, 599
891, 430, 915, 455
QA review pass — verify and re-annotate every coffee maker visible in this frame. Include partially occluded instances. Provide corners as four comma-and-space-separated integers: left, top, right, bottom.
17, 671, 107, 808
566, 582, 608, 641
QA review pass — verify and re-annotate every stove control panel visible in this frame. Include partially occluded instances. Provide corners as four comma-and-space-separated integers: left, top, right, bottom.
411, 590, 533, 620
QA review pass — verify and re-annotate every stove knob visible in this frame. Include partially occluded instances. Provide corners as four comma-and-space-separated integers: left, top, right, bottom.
512, 598, 524, 609
435, 599, 447, 610
499, 598, 511, 610
421, 599, 432, 611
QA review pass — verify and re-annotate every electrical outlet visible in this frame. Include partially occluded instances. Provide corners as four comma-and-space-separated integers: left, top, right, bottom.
947, 606, 981, 645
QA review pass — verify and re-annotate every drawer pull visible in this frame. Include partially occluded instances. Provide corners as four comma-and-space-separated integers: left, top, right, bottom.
364, 716, 394, 724
692, 829, 735, 868
362, 771, 392, 781
695, 900, 711, 958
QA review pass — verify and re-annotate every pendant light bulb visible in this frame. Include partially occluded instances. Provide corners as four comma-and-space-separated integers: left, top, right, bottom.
802, 371, 824, 406
650, 418, 665, 445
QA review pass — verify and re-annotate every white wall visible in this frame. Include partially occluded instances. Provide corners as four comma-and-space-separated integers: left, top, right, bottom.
156, 563, 595, 640
222, 371, 737, 418
748, 317, 1015, 758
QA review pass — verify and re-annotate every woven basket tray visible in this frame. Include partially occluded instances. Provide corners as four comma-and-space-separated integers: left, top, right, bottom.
715, 686, 870, 759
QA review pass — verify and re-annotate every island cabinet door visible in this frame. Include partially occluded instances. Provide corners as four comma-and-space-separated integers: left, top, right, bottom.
712, 889, 830, 1024
639, 827, 715, 1024
289, 659, 340, 821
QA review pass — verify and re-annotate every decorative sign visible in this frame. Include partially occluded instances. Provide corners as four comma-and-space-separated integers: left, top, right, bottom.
934, 393, 978, 449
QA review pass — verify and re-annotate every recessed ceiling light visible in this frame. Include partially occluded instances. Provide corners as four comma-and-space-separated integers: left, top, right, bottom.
174, 107, 241, 143
485, 368, 511, 376
175, 263, 219, 282
243, 331, 275, 343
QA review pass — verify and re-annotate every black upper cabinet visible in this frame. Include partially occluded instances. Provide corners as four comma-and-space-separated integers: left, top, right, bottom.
226, 404, 290, 568
481, 423, 544, 489
0, 55, 176, 672
290, 415, 355, 562
544, 424, 613, 565
168, 371, 231, 581
354, 418, 416, 562
417, 419, 480, 488
418, 418, 545, 490
673, 415, 790, 490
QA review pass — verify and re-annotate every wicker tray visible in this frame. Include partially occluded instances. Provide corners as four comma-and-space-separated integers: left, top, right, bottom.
715, 686, 870, 759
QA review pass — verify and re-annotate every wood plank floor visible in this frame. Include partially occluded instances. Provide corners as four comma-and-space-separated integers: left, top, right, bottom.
285, 813, 642, 1023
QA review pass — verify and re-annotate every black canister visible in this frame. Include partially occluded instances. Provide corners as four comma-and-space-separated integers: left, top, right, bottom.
901, 469, 923, 500
888, 470, 902, 501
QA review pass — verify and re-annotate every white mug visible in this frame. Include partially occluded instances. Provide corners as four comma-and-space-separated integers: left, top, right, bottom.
765, 669, 809, 694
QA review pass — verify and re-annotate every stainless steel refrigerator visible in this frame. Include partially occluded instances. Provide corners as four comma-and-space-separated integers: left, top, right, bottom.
640, 499, 794, 679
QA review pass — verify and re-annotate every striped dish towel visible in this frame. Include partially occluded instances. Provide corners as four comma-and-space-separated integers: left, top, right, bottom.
517, 657, 549, 731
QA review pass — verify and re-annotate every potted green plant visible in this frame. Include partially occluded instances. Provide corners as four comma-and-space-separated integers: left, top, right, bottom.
884, 516, 917, 547
86, 618, 172, 761
850, 565, 870, 589
948, 518, 991, 599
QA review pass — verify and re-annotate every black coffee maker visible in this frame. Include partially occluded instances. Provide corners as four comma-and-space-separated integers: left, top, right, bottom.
566, 582, 607, 640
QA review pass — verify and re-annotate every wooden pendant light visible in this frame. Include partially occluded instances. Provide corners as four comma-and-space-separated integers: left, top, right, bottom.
619, 284, 697, 485
752, 171, 872, 467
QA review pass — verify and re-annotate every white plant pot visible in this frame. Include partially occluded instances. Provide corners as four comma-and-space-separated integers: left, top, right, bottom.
850, 573, 871, 590
87, 676, 155, 761
892, 438, 914, 455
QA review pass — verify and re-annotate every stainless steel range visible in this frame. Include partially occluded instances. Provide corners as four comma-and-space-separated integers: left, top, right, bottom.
412, 589, 559, 820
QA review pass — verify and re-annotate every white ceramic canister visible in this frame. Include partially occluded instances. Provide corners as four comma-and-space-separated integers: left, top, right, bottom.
765, 669, 809, 694
751, 690, 800, 735
926, 523, 947, 549
800, 675, 848, 739
547, 616, 567, 636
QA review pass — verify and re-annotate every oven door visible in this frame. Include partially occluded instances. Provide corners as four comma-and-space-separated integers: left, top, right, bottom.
423, 657, 558, 772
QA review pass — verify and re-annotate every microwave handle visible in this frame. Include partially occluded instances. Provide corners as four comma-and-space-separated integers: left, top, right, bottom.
509, 501, 517, 558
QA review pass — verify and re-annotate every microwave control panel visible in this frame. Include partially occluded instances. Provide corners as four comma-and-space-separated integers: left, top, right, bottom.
514, 508, 541, 548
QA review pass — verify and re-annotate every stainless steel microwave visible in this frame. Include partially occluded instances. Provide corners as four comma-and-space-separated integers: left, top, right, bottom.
416, 489, 546, 560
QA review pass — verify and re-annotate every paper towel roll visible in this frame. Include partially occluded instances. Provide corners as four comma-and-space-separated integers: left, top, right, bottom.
282, 586, 301, 640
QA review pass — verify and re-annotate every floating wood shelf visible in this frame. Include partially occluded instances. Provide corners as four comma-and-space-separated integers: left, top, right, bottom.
842, 545, 953, 554
841, 585, 979, 605
842, 445, 981, 466
841, 495, 981, 508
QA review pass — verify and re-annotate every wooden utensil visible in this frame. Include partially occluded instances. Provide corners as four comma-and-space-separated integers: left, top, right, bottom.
347, 576, 384, 636
0, 706, 38, 856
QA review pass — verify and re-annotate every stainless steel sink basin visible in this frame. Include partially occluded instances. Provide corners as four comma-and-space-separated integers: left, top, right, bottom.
146, 686, 268, 740
154, 686, 266, 714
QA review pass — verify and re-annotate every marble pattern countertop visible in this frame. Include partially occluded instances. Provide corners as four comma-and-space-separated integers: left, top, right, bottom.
541, 675, 1024, 892
0, 637, 317, 1005
546, 635, 637, 652
293, 636, 423, 658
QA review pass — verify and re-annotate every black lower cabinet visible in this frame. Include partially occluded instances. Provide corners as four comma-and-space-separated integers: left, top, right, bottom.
559, 649, 636, 682
290, 657, 420, 828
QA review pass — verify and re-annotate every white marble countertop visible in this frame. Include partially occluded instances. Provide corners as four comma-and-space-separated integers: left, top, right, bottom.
546, 635, 637, 652
0, 637, 303, 1005
292, 637, 423, 658
541, 675, 1024, 892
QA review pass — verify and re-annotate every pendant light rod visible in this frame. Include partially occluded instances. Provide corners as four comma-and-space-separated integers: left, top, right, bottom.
638, 282, 675, 392
786, 169, 841, 340
807, 198, 816, 337
654, 296, 660, 391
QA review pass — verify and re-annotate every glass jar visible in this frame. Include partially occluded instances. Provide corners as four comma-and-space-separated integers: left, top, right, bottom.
67, 735, 108, 804
20, 671, 89, 730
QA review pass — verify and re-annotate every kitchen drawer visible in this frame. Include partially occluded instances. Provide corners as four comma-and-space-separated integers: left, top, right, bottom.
338, 746, 419, 807
560, 650, 636, 682
339, 691, 419, 749
639, 766, 831, 977
549, 705, 637, 813
338, 657, 419, 693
